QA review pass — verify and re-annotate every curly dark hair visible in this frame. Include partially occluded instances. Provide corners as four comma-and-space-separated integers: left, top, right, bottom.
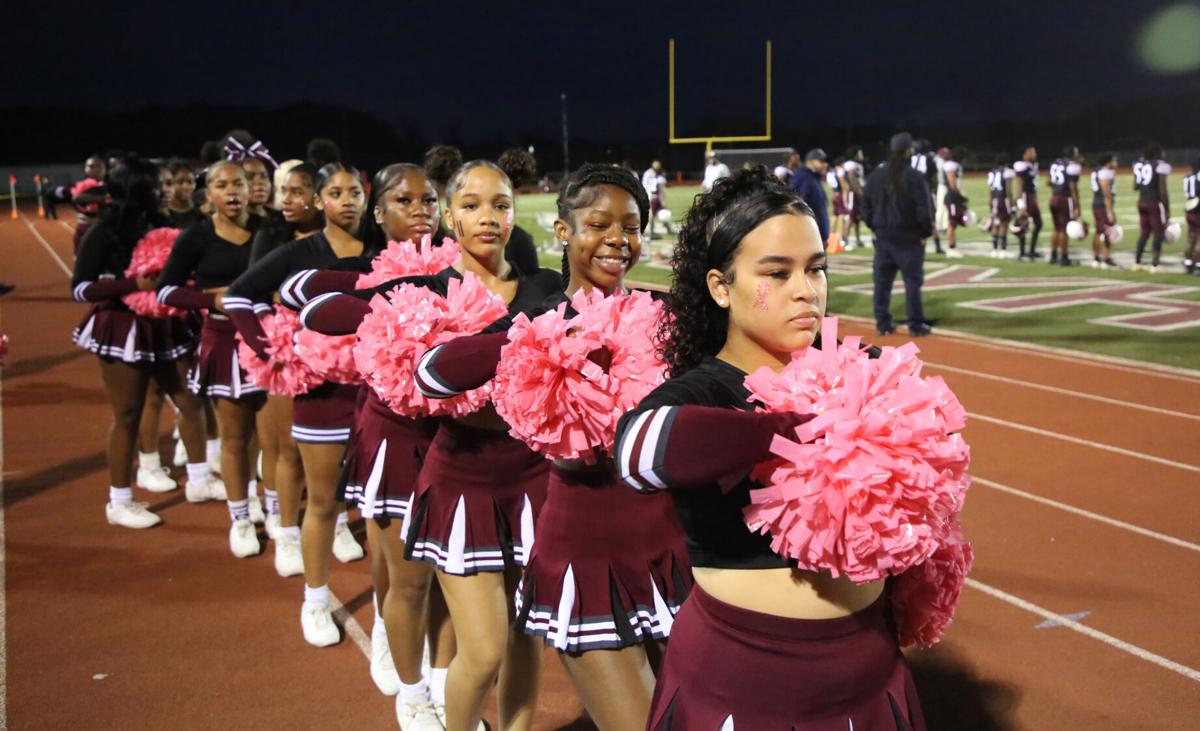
498, 147, 538, 188
424, 144, 464, 189
554, 163, 650, 288
658, 166, 813, 377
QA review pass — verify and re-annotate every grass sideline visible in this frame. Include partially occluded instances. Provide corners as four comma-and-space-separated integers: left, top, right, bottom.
526, 180, 1199, 371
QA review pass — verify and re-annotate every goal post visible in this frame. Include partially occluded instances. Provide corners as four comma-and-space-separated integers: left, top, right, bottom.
668, 39, 773, 156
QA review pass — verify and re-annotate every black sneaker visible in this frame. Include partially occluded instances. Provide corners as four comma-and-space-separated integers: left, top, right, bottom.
877, 323, 897, 336
1030, 251, 1044, 258
1060, 257, 1072, 266
908, 323, 933, 337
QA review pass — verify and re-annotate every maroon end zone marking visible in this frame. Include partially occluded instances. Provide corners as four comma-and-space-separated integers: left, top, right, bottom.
838, 265, 1200, 331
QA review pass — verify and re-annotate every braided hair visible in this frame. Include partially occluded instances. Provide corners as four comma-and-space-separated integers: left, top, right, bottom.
658, 165, 813, 377
555, 163, 650, 289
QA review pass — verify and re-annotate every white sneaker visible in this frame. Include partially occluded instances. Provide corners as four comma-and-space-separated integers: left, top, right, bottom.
274, 533, 304, 577
265, 513, 281, 540
229, 518, 261, 558
248, 493, 266, 524
301, 601, 341, 647
370, 628, 401, 695
332, 521, 365, 563
395, 695, 443, 731
106, 501, 162, 529
1149, 265, 1163, 274
1131, 263, 1144, 272
137, 466, 178, 493
173, 439, 187, 467
185, 475, 227, 503
946, 249, 965, 259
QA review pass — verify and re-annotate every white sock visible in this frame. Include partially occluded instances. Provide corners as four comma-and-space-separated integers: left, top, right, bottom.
186, 462, 210, 483
372, 595, 386, 638
206, 438, 220, 462
264, 489, 279, 516
227, 499, 249, 522
430, 669, 448, 706
109, 486, 133, 505
304, 584, 331, 607
138, 451, 162, 471
336, 511, 349, 526
279, 525, 300, 540
247, 479, 258, 499
398, 678, 429, 702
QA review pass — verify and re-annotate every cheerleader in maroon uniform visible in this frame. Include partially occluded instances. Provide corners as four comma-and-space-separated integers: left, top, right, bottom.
613, 168, 926, 730
298, 161, 560, 731
157, 161, 265, 557
226, 162, 370, 646
70, 156, 214, 529
240, 163, 324, 577
415, 164, 692, 730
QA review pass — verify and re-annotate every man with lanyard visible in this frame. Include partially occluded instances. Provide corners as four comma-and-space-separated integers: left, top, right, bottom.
788, 148, 831, 245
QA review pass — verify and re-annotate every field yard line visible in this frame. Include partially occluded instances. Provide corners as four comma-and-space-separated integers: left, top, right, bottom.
329, 591, 372, 660
924, 361, 1200, 421
19, 213, 72, 277
965, 578, 1200, 683
832, 313, 1200, 382
969, 412, 1200, 473
974, 476, 1200, 554
56, 221, 74, 234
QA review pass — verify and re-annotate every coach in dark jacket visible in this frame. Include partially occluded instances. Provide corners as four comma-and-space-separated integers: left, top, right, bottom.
789, 148, 830, 243
860, 132, 935, 337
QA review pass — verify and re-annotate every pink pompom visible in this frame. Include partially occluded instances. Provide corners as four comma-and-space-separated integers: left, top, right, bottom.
892, 519, 973, 648
354, 272, 508, 417
492, 289, 666, 462
742, 317, 971, 583
356, 235, 461, 288
121, 227, 188, 318
294, 329, 362, 385
236, 306, 322, 396
71, 178, 103, 214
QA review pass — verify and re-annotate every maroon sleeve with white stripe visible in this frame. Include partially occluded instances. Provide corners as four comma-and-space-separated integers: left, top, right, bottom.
614, 405, 813, 493
279, 269, 361, 310
299, 292, 371, 335
414, 332, 509, 398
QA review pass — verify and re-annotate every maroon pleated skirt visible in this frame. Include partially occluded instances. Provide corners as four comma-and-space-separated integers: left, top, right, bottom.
291, 381, 358, 444
187, 316, 263, 400
649, 585, 925, 730
515, 465, 692, 654
338, 387, 438, 518
403, 420, 549, 575
73, 302, 196, 364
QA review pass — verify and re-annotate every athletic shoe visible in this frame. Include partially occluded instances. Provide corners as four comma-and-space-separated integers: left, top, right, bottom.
946, 249, 964, 259
185, 475, 227, 503
274, 534, 304, 577
1149, 265, 1163, 274
173, 438, 187, 467
908, 324, 933, 338
301, 601, 340, 647
265, 513, 281, 541
1105, 258, 1119, 270
1090, 258, 1101, 268
876, 323, 897, 336
1060, 257, 1072, 267
1030, 251, 1045, 259
136, 466, 178, 493
332, 522, 365, 563
229, 519, 261, 558
370, 627, 401, 696
106, 501, 162, 529
248, 493, 266, 524
1131, 263, 1144, 272
395, 695, 442, 731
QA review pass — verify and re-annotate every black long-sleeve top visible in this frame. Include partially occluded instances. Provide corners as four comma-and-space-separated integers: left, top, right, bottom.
156, 216, 263, 311
859, 164, 934, 241
70, 221, 146, 303
225, 232, 374, 358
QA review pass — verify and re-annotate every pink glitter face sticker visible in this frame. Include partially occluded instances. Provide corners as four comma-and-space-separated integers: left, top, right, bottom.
504, 209, 514, 230
753, 282, 770, 311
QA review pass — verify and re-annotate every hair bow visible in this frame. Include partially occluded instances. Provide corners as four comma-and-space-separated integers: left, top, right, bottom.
224, 138, 279, 169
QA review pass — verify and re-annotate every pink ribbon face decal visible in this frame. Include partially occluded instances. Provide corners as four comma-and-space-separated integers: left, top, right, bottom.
753, 282, 770, 311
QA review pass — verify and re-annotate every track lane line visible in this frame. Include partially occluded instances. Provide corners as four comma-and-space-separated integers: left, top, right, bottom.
969, 412, 1200, 474
18, 213, 72, 277
966, 578, 1200, 683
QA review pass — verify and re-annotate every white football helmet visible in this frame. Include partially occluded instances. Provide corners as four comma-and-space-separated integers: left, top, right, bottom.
1104, 224, 1124, 244
1066, 220, 1089, 240
1165, 221, 1182, 243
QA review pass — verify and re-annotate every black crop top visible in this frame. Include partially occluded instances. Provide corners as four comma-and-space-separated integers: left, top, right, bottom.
614, 356, 797, 570
156, 215, 263, 310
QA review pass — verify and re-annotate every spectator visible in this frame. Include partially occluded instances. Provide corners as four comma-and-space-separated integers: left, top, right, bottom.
860, 132, 934, 337
774, 151, 800, 184
788, 148, 830, 243
642, 160, 667, 239
701, 151, 731, 192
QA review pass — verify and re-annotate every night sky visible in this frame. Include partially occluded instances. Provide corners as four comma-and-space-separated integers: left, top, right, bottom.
11, 1, 1200, 151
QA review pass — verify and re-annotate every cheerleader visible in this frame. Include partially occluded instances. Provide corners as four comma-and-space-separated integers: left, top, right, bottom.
299, 161, 560, 731
414, 164, 692, 730
70, 156, 215, 529
613, 168, 926, 729
157, 160, 266, 557
242, 162, 324, 577
226, 162, 371, 647
166, 159, 202, 229
71, 154, 108, 255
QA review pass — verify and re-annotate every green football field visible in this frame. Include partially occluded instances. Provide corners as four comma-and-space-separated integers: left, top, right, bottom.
519, 177, 1200, 371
